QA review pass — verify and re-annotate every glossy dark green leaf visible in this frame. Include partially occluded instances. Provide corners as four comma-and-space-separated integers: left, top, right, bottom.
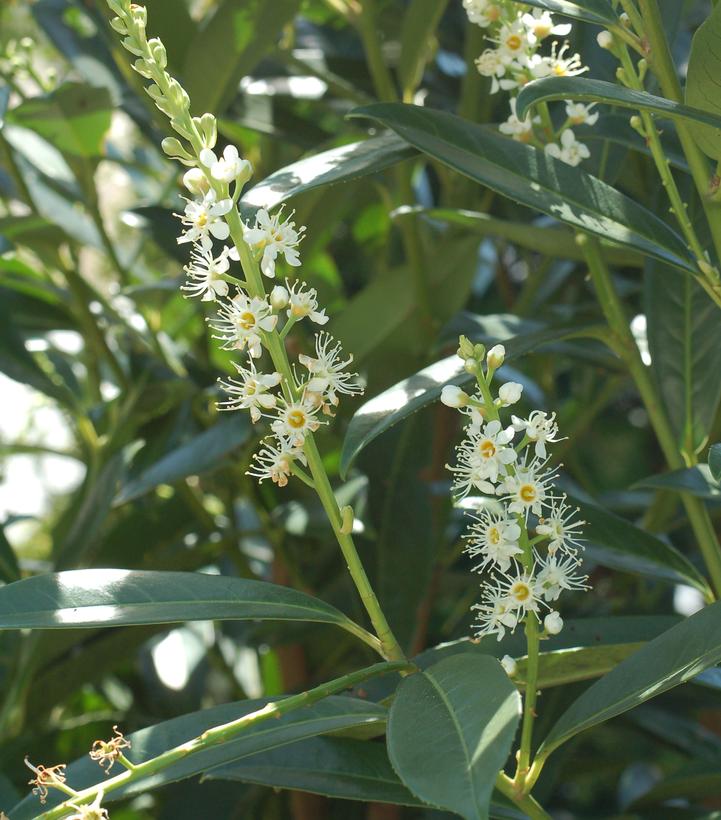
0, 570, 368, 640
519, 0, 616, 25
340, 317, 602, 477
515, 77, 721, 136
114, 416, 251, 505
710, 444, 721, 482
240, 134, 415, 214
685, 1, 721, 160
398, 0, 449, 94
633, 465, 721, 500
9, 696, 386, 818
573, 495, 712, 597
395, 206, 644, 266
387, 655, 521, 819
350, 103, 696, 274
515, 643, 645, 690
183, 0, 301, 115
539, 600, 721, 759
645, 261, 721, 452
7, 82, 112, 157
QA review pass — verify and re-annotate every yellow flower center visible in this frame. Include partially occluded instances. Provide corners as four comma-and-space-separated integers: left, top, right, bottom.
239, 311, 256, 330
488, 526, 501, 545
479, 439, 496, 459
287, 409, 306, 429
554, 64, 566, 75
520, 483, 537, 503
512, 582, 531, 602
506, 34, 522, 50
196, 211, 208, 228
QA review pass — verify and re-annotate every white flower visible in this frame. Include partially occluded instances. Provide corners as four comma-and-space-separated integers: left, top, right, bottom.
536, 553, 589, 601
299, 332, 363, 408
471, 586, 519, 640
217, 359, 283, 422
210, 293, 277, 358
545, 129, 590, 167
498, 98, 538, 143
486, 344, 505, 369
182, 167, 209, 196
66, 791, 109, 820
468, 419, 518, 481
500, 457, 557, 519
181, 245, 231, 301
597, 30, 614, 49
495, 19, 531, 60
244, 208, 304, 278
498, 382, 523, 406
200, 144, 252, 184
503, 572, 541, 617
544, 610, 564, 635
463, 0, 501, 27
521, 9, 571, 40
464, 510, 523, 574
270, 285, 289, 310
176, 191, 232, 250
475, 48, 514, 94
500, 654, 517, 675
536, 497, 585, 556
542, 42, 588, 78
512, 410, 561, 458
287, 280, 328, 325
441, 385, 469, 408
271, 397, 323, 446
247, 437, 307, 487
565, 101, 599, 126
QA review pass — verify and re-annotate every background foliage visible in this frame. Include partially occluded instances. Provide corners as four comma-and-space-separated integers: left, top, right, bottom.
2, 0, 721, 817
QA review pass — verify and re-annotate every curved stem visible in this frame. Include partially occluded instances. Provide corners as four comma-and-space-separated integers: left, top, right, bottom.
495, 773, 552, 820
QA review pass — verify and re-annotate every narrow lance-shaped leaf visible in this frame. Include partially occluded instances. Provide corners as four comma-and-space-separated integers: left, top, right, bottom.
539, 600, 721, 759
350, 103, 698, 275
518, 0, 616, 25
710, 444, 721, 482
387, 655, 521, 820
515, 77, 721, 136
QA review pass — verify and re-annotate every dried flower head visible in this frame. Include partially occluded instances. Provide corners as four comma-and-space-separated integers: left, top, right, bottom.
90, 726, 131, 775
24, 757, 67, 804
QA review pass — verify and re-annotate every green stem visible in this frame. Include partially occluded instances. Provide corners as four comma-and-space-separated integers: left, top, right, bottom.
36, 662, 412, 819
516, 614, 540, 784
579, 234, 721, 599
637, 0, 721, 268
495, 773, 552, 820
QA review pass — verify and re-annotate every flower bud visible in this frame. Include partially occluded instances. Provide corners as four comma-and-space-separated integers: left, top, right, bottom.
182, 168, 209, 196
198, 112, 218, 150
440, 385, 469, 408
498, 382, 523, 406
500, 655, 517, 676
457, 335, 476, 360
596, 30, 613, 49
162, 137, 192, 160
486, 344, 505, 369
544, 611, 563, 635
110, 16, 128, 34
270, 285, 289, 310
464, 357, 478, 375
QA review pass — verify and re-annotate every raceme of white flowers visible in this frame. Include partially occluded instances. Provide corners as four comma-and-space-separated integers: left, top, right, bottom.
464, 0, 598, 165
106, 0, 363, 492
441, 337, 589, 641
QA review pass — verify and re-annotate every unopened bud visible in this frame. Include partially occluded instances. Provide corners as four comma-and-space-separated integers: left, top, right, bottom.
619, 12, 631, 27
464, 357, 478, 375
500, 655, 517, 676
629, 115, 644, 135
270, 285, 289, 310
457, 335, 476, 360
110, 16, 128, 34
596, 30, 613, 49
544, 611, 563, 635
498, 381, 523, 406
486, 344, 505, 369
440, 385, 469, 408
182, 168, 209, 195
198, 112, 217, 149
162, 137, 193, 161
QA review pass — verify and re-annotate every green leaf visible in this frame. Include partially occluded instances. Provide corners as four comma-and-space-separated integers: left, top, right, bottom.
685, 1, 721, 161
9, 695, 387, 819
710, 444, 721, 482
398, 0, 450, 94
539, 600, 721, 759
573, 495, 712, 597
633, 465, 721, 500
114, 416, 251, 505
7, 82, 112, 157
387, 655, 521, 820
515, 77, 721, 136
349, 103, 697, 275
240, 134, 415, 214
183, 0, 301, 115
516, 643, 645, 690
395, 206, 644, 267
0, 569, 369, 641
0, 524, 20, 584
518, 0, 616, 25
340, 316, 602, 477
206, 736, 428, 807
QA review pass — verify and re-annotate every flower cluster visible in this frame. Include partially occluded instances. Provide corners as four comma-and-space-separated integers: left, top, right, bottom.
463, 0, 597, 165
442, 337, 589, 641
106, 0, 362, 491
